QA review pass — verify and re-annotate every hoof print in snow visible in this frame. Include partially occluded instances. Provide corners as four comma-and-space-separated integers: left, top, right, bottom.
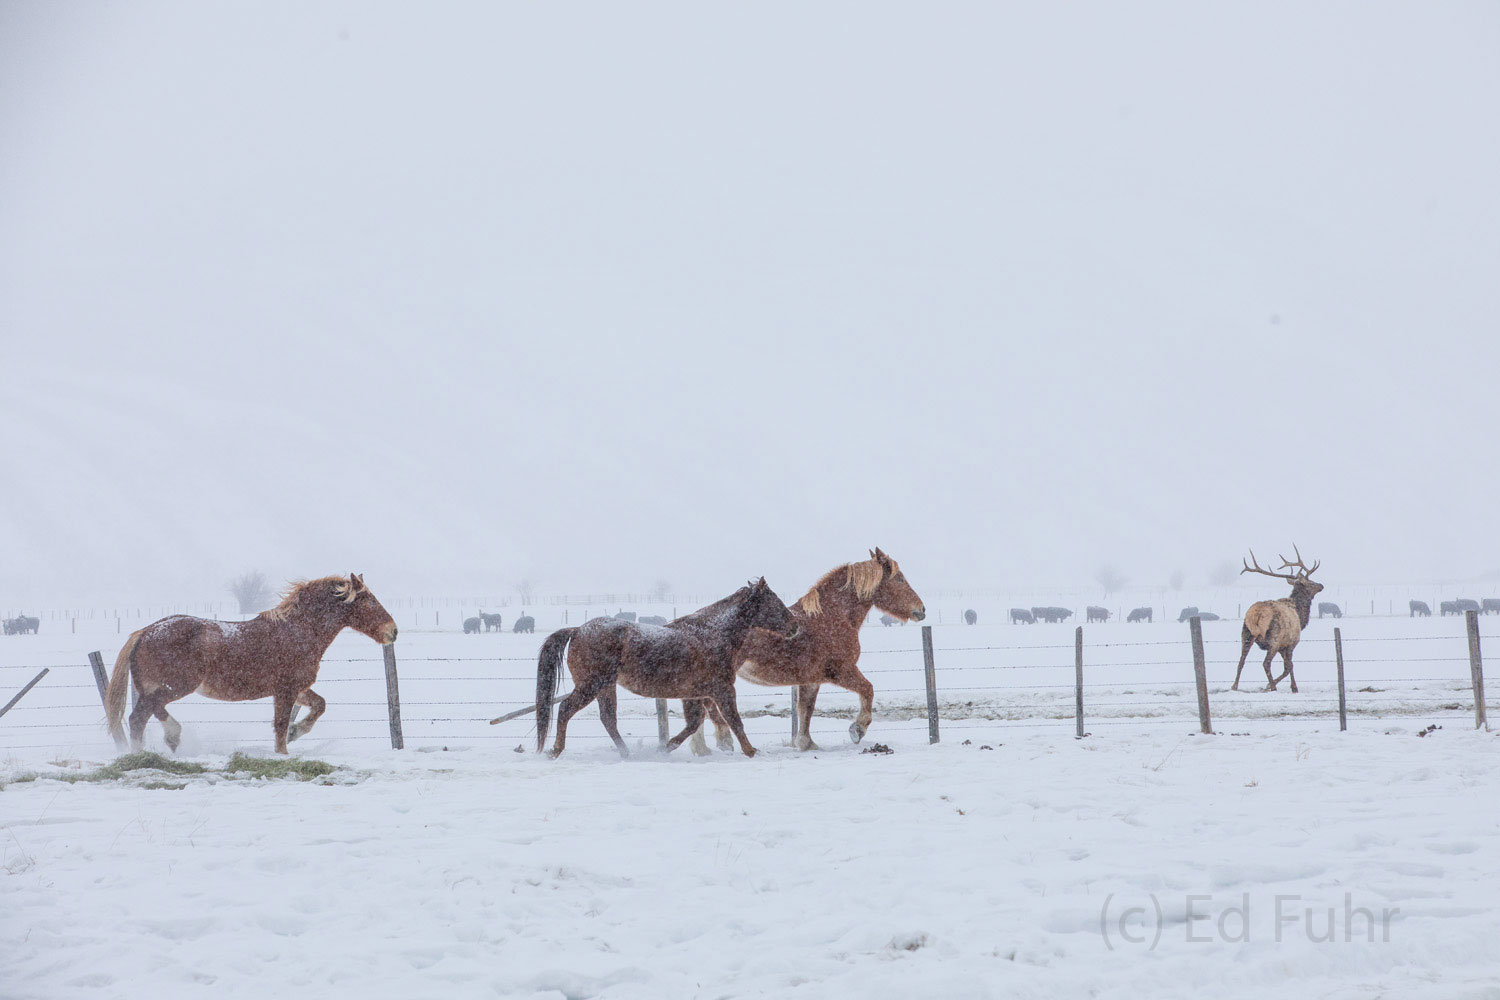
861, 743, 894, 755
961, 739, 972, 745
1417, 724, 1442, 737
889, 931, 930, 952
979, 745, 994, 750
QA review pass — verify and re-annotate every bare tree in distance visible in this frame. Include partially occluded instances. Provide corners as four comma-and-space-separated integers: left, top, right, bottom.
1208, 561, 1238, 587
228, 571, 274, 615
1169, 570, 1185, 592
516, 578, 535, 604
1095, 565, 1128, 595
649, 579, 671, 602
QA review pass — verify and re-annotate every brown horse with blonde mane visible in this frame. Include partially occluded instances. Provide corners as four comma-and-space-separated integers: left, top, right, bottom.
690, 548, 925, 753
534, 578, 799, 758
106, 574, 397, 754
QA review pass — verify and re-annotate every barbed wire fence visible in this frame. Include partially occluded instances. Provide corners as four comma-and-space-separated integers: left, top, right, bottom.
0, 614, 1492, 755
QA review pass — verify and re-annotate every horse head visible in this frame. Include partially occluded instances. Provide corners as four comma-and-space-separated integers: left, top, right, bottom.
745, 577, 799, 638
332, 572, 399, 645
869, 547, 926, 622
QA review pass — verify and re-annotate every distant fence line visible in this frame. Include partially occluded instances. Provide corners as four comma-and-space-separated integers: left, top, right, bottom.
7, 587, 1500, 634
1, 613, 1492, 753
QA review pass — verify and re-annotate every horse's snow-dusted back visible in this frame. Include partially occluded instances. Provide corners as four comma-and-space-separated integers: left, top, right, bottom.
104, 574, 397, 754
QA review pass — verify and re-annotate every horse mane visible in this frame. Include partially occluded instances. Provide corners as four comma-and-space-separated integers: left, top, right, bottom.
264, 576, 360, 621
796, 558, 887, 617
676, 585, 753, 626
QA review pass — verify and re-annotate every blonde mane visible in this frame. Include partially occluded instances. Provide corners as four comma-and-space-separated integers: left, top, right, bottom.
796, 558, 890, 617
264, 575, 362, 620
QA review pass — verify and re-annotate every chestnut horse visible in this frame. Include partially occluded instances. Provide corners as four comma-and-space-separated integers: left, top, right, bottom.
689, 548, 926, 753
534, 578, 798, 758
106, 574, 397, 754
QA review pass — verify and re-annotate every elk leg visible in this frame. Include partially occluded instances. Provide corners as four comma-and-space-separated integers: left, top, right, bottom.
272, 689, 297, 754
794, 683, 821, 751
550, 680, 605, 758
1232, 627, 1254, 690
595, 686, 629, 757
1262, 647, 1279, 690
1276, 650, 1298, 693
663, 699, 708, 753
288, 688, 327, 742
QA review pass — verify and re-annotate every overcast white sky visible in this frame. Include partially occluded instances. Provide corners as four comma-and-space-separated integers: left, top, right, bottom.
2, 2, 1497, 606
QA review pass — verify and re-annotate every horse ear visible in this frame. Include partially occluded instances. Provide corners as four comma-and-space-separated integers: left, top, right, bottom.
355, 572, 366, 589
874, 547, 891, 567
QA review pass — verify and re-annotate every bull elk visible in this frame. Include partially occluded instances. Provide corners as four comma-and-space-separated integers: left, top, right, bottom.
1232, 547, 1323, 693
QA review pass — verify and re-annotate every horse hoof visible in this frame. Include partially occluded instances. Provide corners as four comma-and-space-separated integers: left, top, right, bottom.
849, 723, 866, 744
742, 747, 758, 758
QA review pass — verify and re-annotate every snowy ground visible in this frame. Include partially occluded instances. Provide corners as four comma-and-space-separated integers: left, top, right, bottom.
3, 613, 1499, 997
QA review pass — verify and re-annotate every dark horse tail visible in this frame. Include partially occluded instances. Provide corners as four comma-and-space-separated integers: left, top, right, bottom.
535, 628, 576, 752
106, 631, 142, 750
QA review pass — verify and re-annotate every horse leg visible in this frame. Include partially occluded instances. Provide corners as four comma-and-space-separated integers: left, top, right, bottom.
794, 684, 821, 751
662, 699, 709, 753
288, 689, 327, 742
834, 664, 876, 744
550, 681, 605, 758
686, 705, 710, 756
151, 693, 185, 752
128, 688, 164, 751
1232, 627, 1254, 690
707, 700, 734, 752
710, 686, 757, 758
272, 690, 297, 754
595, 686, 629, 757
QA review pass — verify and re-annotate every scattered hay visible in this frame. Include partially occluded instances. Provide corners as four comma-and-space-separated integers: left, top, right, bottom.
224, 753, 335, 781
860, 743, 894, 755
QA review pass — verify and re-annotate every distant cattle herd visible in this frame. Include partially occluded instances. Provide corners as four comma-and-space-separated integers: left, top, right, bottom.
461, 612, 537, 634
2, 616, 39, 635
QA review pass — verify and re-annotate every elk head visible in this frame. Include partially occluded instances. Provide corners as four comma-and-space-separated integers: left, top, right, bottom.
1241, 546, 1324, 604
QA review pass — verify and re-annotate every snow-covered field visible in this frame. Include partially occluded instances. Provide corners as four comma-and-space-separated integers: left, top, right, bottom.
3, 612, 1498, 998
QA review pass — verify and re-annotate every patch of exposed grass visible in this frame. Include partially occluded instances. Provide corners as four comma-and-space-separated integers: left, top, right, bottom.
224, 753, 335, 781
0, 772, 40, 791
140, 780, 187, 790
98, 752, 210, 778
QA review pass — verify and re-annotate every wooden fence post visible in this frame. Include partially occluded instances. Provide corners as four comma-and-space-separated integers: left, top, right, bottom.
1189, 617, 1212, 734
0, 668, 49, 720
1466, 609, 1488, 731
655, 699, 669, 744
921, 624, 939, 744
1334, 626, 1347, 732
382, 644, 404, 749
1074, 625, 1085, 738
87, 651, 108, 710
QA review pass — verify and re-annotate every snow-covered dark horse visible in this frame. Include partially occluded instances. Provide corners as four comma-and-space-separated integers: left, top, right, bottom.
690, 549, 926, 753
105, 574, 397, 754
534, 578, 798, 758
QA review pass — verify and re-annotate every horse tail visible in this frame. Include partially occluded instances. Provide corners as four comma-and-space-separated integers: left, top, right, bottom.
535, 627, 576, 752
106, 631, 142, 749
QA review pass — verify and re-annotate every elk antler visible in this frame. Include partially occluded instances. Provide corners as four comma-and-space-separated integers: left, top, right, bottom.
1241, 549, 1301, 581
1276, 544, 1319, 579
